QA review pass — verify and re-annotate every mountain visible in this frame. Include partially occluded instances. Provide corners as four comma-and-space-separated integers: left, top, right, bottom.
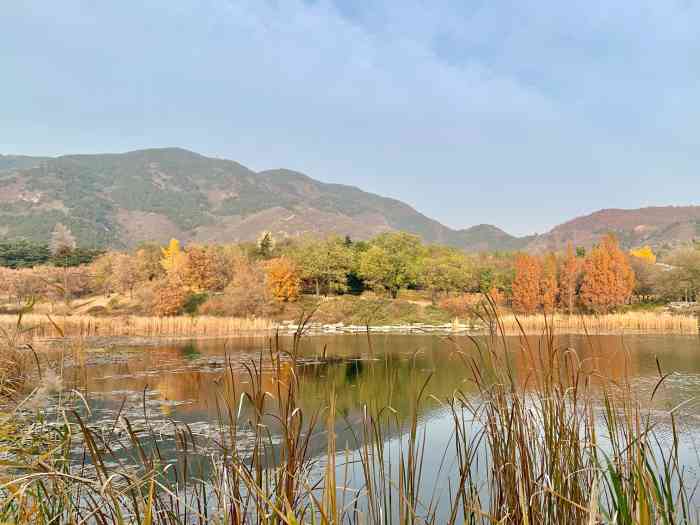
1, 148, 697, 252
525, 206, 700, 252
0, 148, 524, 250
0, 154, 49, 171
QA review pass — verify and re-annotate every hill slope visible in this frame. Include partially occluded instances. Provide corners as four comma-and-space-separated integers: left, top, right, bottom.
1, 148, 696, 252
526, 206, 700, 252
0, 148, 524, 250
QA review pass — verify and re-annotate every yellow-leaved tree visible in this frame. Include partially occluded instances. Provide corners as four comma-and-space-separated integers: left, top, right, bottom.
266, 257, 301, 302
160, 238, 192, 287
629, 245, 657, 264
160, 239, 183, 273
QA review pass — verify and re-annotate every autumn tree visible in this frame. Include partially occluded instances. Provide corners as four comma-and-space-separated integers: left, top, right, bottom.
152, 278, 188, 316
185, 245, 227, 291
656, 246, 700, 301
358, 233, 425, 298
160, 239, 184, 273
511, 254, 542, 314
580, 234, 635, 312
89, 252, 116, 296
288, 236, 353, 295
111, 253, 139, 298
266, 257, 301, 302
159, 238, 194, 291
472, 252, 515, 295
629, 245, 657, 264
630, 256, 661, 301
206, 257, 270, 316
540, 253, 558, 313
5, 268, 44, 303
135, 243, 166, 282
418, 246, 472, 304
559, 243, 580, 314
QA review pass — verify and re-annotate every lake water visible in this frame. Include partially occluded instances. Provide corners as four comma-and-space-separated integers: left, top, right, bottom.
71, 333, 700, 423
62, 333, 700, 519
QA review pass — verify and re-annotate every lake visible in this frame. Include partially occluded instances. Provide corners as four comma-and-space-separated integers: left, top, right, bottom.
56, 333, 700, 521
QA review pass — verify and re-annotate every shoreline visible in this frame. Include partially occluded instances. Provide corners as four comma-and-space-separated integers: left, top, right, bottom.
33, 325, 700, 352
4, 311, 697, 350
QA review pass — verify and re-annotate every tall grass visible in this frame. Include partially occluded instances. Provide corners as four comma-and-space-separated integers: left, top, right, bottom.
0, 314, 277, 339
1, 310, 696, 343
483, 311, 698, 334
1, 303, 698, 523
0, 300, 43, 400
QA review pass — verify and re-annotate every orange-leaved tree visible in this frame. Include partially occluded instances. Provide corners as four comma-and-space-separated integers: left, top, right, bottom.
152, 277, 188, 316
512, 253, 542, 314
540, 252, 559, 313
580, 234, 635, 312
185, 245, 227, 292
266, 257, 301, 302
559, 243, 580, 314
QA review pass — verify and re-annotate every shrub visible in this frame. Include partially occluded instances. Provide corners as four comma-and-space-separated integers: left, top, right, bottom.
438, 294, 482, 317
182, 292, 208, 315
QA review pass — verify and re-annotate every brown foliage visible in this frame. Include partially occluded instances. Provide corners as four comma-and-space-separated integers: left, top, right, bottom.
438, 293, 482, 317
111, 253, 139, 297
512, 253, 542, 314
200, 257, 270, 317
185, 245, 227, 291
580, 234, 635, 312
151, 278, 188, 316
558, 243, 580, 314
540, 253, 558, 313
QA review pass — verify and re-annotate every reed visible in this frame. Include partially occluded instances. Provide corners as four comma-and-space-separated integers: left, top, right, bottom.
1, 310, 695, 344
0, 314, 278, 339
1, 304, 697, 523
487, 310, 698, 334
0, 301, 43, 400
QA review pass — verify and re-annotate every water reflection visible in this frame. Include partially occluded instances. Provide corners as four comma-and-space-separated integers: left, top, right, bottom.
67, 334, 700, 442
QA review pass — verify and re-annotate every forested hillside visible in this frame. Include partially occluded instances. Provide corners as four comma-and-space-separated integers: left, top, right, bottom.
0, 148, 523, 250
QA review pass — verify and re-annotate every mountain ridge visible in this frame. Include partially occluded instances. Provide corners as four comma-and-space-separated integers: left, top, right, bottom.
0, 147, 523, 250
0, 147, 697, 252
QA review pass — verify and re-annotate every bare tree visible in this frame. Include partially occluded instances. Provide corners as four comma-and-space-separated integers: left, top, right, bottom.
50, 223, 76, 256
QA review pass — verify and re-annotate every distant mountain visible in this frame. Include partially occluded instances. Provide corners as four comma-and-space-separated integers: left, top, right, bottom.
526, 206, 700, 252
0, 148, 696, 252
0, 148, 525, 250
0, 154, 49, 171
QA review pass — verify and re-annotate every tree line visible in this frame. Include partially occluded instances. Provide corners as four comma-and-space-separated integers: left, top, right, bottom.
1, 223, 699, 317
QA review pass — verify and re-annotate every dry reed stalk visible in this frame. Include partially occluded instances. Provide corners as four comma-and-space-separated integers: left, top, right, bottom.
0, 314, 278, 339
494, 311, 698, 334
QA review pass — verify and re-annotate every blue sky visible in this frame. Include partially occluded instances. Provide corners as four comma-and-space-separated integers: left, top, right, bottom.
2, 1, 699, 236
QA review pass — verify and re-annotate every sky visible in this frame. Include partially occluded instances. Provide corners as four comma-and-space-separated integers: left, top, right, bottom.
2, 1, 700, 236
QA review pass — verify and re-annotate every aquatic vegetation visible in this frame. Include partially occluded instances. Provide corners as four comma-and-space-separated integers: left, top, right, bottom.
0, 313, 277, 339
0, 305, 698, 523
494, 310, 698, 334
